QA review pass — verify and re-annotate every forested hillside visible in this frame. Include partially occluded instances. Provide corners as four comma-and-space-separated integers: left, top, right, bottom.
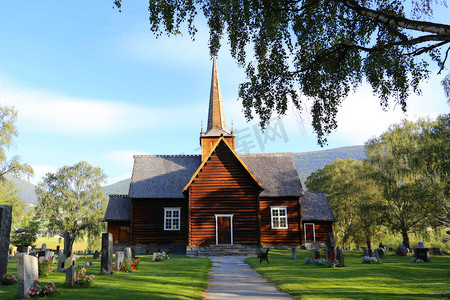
293, 145, 366, 188
10, 145, 366, 203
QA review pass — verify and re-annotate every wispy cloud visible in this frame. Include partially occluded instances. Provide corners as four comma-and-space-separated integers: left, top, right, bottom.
29, 164, 58, 185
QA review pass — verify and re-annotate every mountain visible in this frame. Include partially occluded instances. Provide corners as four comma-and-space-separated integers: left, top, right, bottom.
7, 145, 366, 203
103, 178, 131, 196
4, 174, 38, 206
292, 145, 366, 188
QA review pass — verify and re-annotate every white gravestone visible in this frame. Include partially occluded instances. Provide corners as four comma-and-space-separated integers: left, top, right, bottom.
115, 251, 124, 270
17, 254, 39, 298
124, 247, 132, 263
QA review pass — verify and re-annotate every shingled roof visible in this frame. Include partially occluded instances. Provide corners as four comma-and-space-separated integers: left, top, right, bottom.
128, 153, 303, 198
103, 195, 131, 221
129, 155, 201, 198
240, 153, 303, 197
301, 191, 335, 222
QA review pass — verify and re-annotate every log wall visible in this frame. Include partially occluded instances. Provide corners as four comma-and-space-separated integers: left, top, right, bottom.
107, 222, 131, 244
301, 221, 333, 243
189, 142, 260, 246
132, 198, 188, 245
259, 197, 302, 245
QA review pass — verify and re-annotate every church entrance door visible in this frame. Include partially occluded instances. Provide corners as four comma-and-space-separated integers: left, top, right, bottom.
215, 215, 233, 245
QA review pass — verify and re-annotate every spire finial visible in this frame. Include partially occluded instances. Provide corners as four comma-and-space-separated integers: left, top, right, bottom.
207, 56, 226, 131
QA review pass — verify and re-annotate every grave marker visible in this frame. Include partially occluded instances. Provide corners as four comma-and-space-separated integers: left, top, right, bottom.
17, 254, 39, 298
0, 205, 12, 284
115, 251, 124, 270
100, 233, 113, 275
325, 232, 335, 261
65, 265, 76, 287
124, 247, 132, 262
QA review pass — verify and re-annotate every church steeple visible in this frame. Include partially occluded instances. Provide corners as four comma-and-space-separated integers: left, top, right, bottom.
200, 57, 235, 161
207, 57, 226, 131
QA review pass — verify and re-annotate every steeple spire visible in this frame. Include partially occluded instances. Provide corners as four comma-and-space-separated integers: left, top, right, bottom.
207, 57, 226, 131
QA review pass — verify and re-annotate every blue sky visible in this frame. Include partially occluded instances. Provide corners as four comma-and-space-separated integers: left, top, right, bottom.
1, 1, 449, 185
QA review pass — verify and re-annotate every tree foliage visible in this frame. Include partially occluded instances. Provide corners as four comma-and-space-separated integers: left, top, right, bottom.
306, 159, 385, 250
10, 218, 40, 248
0, 106, 33, 179
114, 0, 450, 145
0, 180, 27, 229
35, 161, 108, 254
365, 116, 449, 248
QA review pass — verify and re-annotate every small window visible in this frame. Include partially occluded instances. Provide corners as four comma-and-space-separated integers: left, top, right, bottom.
164, 208, 181, 230
271, 206, 288, 229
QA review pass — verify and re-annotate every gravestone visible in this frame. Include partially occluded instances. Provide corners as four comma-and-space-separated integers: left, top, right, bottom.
379, 243, 386, 250
415, 248, 430, 262
11, 246, 17, 257
374, 248, 380, 262
399, 244, 408, 256
325, 232, 336, 260
65, 265, 76, 287
38, 251, 46, 258
41, 243, 47, 251
355, 245, 360, 250
314, 250, 320, 259
17, 254, 39, 298
378, 247, 386, 258
68, 254, 77, 267
291, 248, 297, 259
363, 247, 369, 256
418, 242, 425, 248
64, 232, 71, 257
101, 233, 113, 275
115, 251, 124, 270
45, 251, 54, 260
124, 247, 132, 263
336, 246, 345, 267
56, 245, 60, 254
93, 251, 100, 259
0, 205, 12, 284
57, 254, 67, 272
26, 246, 31, 255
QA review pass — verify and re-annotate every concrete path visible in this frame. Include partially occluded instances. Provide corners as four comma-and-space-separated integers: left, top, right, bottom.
203, 256, 293, 300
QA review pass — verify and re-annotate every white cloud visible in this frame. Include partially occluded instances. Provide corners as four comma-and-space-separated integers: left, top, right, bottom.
105, 150, 151, 169
30, 164, 58, 185
106, 173, 132, 186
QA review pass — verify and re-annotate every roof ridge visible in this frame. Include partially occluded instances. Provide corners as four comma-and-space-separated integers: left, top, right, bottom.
239, 152, 293, 156
133, 154, 200, 158
109, 194, 129, 197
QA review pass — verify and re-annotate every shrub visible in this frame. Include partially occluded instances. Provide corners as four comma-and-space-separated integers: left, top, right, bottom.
10, 219, 40, 248
131, 257, 140, 270
28, 279, 56, 297
362, 256, 379, 264
75, 267, 95, 287
38, 258, 54, 278
120, 259, 132, 272
304, 256, 339, 268
2, 273, 17, 286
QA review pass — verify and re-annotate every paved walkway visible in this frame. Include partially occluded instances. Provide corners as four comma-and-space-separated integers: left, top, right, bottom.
203, 256, 293, 300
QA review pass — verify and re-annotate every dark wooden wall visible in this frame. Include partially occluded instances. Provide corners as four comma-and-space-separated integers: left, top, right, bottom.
107, 222, 131, 244
259, 197, 302, 245
302, 221, 333, 243
189, 142, 261, 247
132, 198, 188, 245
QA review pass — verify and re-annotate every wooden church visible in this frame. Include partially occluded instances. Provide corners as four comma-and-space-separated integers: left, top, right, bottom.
104, 58, 335, 254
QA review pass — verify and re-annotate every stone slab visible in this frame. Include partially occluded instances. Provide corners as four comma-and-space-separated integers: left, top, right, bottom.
0, 205, 12, 284
17, 254, 39, 298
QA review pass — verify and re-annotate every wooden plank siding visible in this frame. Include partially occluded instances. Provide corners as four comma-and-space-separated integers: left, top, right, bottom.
310, 221, 333, 243
189, 142, 261, 246
259, 197, 302, 245
132, 198, 188, 245
107, 222, 131, 244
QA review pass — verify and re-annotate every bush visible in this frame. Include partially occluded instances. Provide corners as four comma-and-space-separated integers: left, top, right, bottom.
28, 279, 56, 297
38, 258, 54, 278
362, 256, 379, 264
75, 267, 95, 287
131, 257, 141, 270
10, 219, 40, 248
1, 273, 17, 286
304, 256, 339, 268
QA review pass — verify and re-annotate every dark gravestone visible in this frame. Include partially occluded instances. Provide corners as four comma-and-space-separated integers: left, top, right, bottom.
377, 247, 386, 258
0, 205, 12, 285
433, 247, 443, 255
65, 265, 76, 287
93, 250, 100, 259
101, 233, 113, 275
325, 232, 336, 260
38, 251, 46, 258
56, 245, 60, 254
415, 248, 430, 262
363, 247, 369, 256
314, 250, 320, 259
291, 248, 297, 259
336, 246, 345, 267
64, 232, 71, 257
399, 244, 408, 256
418, 242, 425, 248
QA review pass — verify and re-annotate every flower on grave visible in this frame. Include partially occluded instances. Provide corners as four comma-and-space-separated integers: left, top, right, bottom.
28, 279, 56, 297
113, 268, 116, 271
74, 267, 95, 287
1, 273, 17, 286
38, 258, 54, 278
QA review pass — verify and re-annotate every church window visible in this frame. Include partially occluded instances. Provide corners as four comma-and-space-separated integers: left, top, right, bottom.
164, 208, 181, 230
271, 206, 288, 229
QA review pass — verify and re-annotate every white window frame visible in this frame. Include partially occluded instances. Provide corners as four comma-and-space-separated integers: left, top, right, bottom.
215, 214, 234, 245
304, 223, 316, 243
164, 207, 181, 231
270, 206, 288, 229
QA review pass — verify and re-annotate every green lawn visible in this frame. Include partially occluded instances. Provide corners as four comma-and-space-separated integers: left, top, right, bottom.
247, 249, 450, 299
0, 254, 211, 299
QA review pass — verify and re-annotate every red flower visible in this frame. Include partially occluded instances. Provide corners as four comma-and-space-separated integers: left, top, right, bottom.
113, 268, 116, 271
120, 268, 123, 271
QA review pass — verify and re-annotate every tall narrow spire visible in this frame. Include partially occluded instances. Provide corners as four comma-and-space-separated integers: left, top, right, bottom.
207, 57, 226, 131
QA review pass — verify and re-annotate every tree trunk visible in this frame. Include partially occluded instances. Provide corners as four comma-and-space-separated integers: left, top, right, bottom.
366, 239, 372, 257
401, 229, 410, 249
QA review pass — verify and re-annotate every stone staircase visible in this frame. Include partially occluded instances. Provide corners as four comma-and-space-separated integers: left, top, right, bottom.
187, 244, 262, 256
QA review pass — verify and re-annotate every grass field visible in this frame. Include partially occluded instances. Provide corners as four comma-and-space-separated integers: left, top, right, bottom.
35, 237, 90, 252
247, 249, 450, 299
0, 254, 211, 299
